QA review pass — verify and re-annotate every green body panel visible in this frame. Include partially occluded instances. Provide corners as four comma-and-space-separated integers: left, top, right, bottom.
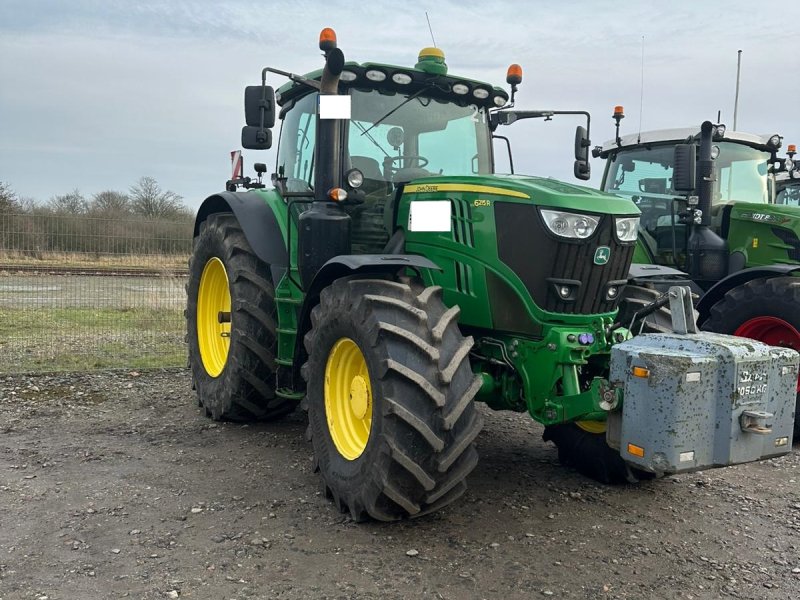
395, 174, 638, 423
725, 202, 800, 266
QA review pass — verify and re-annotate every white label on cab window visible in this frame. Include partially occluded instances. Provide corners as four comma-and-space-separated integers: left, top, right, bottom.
318, 95, 351, 119
408, 201, 451, 232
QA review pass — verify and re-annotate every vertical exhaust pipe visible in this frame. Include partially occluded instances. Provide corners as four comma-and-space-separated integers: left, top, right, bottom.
298, 34, 351, 289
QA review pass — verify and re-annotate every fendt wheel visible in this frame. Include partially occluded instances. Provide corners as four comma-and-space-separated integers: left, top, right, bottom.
302, 277, 483, 521
186, 212, 297, 421
543, 421, 653, 484
616, 283, 675, 334
704, 277, 800, 439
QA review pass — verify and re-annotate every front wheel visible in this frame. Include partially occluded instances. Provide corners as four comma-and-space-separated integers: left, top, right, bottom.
543, 421, 654, 484
704, 277, 800, 439
302, 277, 483, 521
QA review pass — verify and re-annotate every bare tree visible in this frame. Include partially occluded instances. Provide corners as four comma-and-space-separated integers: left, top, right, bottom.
129, 176, 185, 218
0, 181, 20, 213
48, 189, 88, 214
91, 190, 130, 214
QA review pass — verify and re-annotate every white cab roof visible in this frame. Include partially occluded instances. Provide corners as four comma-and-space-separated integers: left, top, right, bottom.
601, 127, 775, 153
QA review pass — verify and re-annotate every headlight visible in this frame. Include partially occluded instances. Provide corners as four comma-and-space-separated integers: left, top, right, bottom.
346, 168, 364, 189
540, 209, 600, 239
615, 216, 640, 242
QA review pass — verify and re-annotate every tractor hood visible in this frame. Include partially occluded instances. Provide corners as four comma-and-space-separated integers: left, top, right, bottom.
402, 174, 640, 215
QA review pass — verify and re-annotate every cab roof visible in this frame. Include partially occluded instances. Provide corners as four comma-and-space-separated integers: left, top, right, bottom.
275, 59, 509, 111
600, 127, 777, 154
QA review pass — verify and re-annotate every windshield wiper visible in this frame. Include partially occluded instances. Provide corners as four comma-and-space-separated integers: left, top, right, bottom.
353, 121, 390, 158
360, 86, 432, 137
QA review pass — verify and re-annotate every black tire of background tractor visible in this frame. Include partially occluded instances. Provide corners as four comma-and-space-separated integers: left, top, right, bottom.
616, 283, 674, 334
543, 424, 655, 484
302, 277, 483, 522
186, 212, 297, 422
703, 277, 800, 440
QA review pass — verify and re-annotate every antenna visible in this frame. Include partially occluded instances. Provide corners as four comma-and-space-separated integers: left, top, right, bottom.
425, 11, 437, 47
637, 35, 645, 144
733, 49, 742, 130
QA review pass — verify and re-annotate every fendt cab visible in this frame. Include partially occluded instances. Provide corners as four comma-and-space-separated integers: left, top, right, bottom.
596, 112, 800, 437
187, 31, 798, 521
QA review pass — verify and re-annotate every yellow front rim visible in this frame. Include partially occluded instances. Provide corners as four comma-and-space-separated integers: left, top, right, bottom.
576, 420, 607, 434
324, 338, 373, 460
197, 257, 231, 377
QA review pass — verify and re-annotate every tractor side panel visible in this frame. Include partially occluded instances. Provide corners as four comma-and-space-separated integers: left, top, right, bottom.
725, 203, 800, 268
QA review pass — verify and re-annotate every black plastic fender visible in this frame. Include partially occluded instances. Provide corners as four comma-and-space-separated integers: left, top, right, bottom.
291, 254, 441, 383
696, 265, 800, 325
194, 191, 288, 283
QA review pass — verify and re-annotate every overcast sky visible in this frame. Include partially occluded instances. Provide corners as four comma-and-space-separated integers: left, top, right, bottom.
1, 0, 798, 210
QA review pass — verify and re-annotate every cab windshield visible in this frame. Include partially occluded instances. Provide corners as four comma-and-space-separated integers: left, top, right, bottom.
603, 142, 773, 204
347, 88, 493, 183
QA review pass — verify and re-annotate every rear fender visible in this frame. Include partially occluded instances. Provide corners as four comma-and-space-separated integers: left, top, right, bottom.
194, 191, 288, 283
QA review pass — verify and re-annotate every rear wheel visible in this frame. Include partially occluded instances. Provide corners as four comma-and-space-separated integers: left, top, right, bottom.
302, 277, 483, 521
186, 212, 297, 421
704, 277, 800, 439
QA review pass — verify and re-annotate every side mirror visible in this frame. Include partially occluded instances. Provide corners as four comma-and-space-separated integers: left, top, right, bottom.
245, 85, 276, 128
574, 160, 591, 181
673, 144, 697, 192
242, 126, 272, 150
574, 126, 590, 162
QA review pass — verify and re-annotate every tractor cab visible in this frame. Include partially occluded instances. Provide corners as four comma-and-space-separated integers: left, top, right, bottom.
595, 113, 785, 275
271, 49, 502, 253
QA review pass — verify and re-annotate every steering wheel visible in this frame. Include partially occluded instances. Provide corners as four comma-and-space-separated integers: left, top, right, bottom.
387, 155, 429, 172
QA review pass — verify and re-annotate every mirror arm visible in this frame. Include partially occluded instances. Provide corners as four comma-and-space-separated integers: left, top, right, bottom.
261, 67, 322, 91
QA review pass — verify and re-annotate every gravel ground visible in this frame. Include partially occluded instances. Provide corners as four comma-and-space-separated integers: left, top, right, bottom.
1, 369, 799, 600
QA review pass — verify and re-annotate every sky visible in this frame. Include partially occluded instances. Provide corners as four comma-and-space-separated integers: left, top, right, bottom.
1, 0, 798, 210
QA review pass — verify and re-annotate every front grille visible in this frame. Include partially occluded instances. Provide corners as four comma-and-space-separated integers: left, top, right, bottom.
495, 203, 635, 315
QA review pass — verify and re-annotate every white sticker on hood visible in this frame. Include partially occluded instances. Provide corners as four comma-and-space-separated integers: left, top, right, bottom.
408, 201, 451, 232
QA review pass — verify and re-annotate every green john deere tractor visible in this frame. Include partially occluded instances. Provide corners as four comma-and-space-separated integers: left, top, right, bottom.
595, 111, 800, 438
187, 31, 798, 521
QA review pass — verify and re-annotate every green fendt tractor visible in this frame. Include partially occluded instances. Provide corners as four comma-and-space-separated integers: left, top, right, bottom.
595, 111, 800, 437
187, 31, 798, 521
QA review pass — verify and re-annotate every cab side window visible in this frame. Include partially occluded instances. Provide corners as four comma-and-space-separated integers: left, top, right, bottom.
276, 93, 318, 192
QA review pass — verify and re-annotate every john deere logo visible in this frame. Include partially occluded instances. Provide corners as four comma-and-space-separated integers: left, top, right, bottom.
594, 246, 611, 265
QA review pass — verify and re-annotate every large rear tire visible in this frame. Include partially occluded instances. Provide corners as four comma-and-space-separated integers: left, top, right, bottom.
186, 212, 297, 421
704, 277, 800, 440
302, 277, 483, 521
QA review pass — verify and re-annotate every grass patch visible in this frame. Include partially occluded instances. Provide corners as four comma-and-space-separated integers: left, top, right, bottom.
0, 307, 186, 373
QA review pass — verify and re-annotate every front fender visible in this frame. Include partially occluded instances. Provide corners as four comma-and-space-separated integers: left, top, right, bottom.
696, 265, 800, 325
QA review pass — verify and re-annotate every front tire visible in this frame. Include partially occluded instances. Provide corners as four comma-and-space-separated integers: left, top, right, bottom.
303, 277, 483, 521
704, 277, 800, 439
186, 212, 297, 421
543, 422, 653, 484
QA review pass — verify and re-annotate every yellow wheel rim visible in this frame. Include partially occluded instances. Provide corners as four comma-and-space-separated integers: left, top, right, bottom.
197, 257, 231, 377
576, 420, 607, 434
324, 338, 373, 460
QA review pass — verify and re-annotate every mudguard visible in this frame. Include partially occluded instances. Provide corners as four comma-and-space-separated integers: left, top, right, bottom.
696, 265, 800, 325
291, 254, 441, 381
194, 191, 288, 283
